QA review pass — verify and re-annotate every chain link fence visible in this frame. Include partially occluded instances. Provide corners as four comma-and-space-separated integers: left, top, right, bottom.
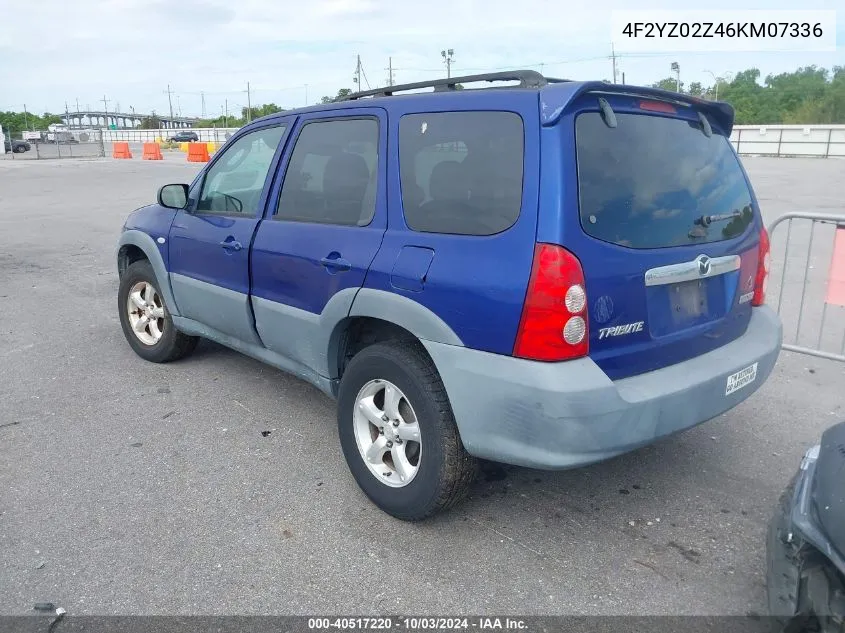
2, 130, 105, 161
2, 127, 240, 161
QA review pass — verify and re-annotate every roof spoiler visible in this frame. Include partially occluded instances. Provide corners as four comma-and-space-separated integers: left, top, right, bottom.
540, 81, 735, 135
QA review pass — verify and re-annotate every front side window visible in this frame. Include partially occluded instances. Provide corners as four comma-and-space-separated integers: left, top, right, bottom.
276, 118, 379, 226
196, 125, 286, 216
399, 111, 524, 236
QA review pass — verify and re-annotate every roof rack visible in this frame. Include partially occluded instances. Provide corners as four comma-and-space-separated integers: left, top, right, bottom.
338, 70, 568, 101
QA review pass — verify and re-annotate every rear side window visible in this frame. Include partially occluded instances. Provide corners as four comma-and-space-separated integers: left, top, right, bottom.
276, 118, 379, 226
575, 112, 754, 249
399, 111, 523, 236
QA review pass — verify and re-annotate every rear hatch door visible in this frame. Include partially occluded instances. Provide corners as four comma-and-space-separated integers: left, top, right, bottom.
551, 90, 762, 380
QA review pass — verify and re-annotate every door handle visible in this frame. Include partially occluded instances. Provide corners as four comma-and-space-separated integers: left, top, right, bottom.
219, 239, 243, 251
320, 256, 351, 272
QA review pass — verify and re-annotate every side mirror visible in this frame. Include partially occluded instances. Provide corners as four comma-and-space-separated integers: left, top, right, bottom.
157, 183, 189, 209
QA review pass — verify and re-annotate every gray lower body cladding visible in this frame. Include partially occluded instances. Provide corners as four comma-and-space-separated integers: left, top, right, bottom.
424, 306, 783, 469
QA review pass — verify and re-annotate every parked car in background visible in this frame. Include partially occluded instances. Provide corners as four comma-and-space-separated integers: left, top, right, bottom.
4, 139, 31, 153
115, 70, 782, 520
167, 131, 199, 143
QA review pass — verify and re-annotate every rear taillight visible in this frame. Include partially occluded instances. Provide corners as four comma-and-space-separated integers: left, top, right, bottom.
514, 243, 588, 361
752, 227, 770, 306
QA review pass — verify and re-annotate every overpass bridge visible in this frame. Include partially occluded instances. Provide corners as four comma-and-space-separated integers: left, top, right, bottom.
60, 110, 200, 130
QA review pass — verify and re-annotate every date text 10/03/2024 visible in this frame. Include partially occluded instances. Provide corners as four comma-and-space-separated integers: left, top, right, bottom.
307, 618, 529, 630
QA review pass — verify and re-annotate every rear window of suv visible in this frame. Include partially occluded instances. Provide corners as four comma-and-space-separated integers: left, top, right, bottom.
575, 111, 754, 249
399, 111, 524, 236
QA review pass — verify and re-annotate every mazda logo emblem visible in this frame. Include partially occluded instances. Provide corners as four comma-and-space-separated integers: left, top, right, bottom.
697, 255, 711, 276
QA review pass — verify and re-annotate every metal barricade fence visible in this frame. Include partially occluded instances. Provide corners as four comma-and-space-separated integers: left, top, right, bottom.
768, 212, 845, 362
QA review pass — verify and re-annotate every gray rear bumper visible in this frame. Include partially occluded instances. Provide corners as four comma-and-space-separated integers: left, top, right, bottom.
423, 306, 782, 470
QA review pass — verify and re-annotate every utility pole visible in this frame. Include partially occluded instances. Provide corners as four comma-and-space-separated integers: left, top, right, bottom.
224, 98, 228, 127
611, 43, 618, 84
622, 71, 626, 85
441, 48, 454, 78
23, 104, 29, 130
165, 84, 174, 121
201, 91, 206, 118
386, 57, 395, 86
246, 82, 252, 122
101, 95, 110, 128
354, 55, 362, 89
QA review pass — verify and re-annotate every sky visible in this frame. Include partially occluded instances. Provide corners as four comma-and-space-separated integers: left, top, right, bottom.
0, 0, 842, 118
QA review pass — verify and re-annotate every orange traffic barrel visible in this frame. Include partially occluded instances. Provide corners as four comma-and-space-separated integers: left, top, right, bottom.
112, 142, 132, 159
142, 142, 163, 160
187, 142, 210, 163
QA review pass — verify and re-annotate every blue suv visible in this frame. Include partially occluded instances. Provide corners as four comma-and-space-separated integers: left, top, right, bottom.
116, 71, 783, 520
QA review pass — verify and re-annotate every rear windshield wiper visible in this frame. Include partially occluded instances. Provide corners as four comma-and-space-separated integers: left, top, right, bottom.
688, 211, 742, 239
694, 211, 741, 227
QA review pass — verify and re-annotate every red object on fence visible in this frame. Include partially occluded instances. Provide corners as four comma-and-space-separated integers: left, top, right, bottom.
826, 227, 845, 307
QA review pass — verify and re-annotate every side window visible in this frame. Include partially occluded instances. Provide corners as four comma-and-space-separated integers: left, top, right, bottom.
196, 125, 286, 216
276, 118, 379, 226
399, 111, 524, 236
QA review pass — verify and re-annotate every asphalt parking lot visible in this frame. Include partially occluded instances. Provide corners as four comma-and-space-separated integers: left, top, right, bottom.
1, 156, 844, 616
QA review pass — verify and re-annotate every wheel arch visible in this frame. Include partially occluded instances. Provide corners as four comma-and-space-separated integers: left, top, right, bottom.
328, 289, 464, 390
117, 230, 180, 316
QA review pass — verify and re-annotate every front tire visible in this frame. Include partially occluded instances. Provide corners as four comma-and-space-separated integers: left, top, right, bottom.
118, 260, 198, 363
337, 341, 477, 521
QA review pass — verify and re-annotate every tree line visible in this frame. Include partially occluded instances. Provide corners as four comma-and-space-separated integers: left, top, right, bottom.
0, 111, 63, 138
2, 66, 842, 137
198, 69, 845, 127
651, 65, 844, 125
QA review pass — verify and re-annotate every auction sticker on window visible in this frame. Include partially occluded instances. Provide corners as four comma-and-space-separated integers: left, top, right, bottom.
726, 363, 758, 396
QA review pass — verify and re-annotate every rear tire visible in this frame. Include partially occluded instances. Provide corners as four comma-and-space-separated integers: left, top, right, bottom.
337, 341, 477, 521
118, 260, 198, 363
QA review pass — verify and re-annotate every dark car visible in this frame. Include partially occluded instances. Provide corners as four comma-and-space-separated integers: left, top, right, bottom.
167, 131, 199, 143
4, 139, 31, 153
767, 421, 845, 632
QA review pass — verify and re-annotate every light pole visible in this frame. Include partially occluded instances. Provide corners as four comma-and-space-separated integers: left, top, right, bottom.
704, 70, 718, 99
671, 61, 680, 92
441, 48, 455, 78
704, 70, 733, 100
